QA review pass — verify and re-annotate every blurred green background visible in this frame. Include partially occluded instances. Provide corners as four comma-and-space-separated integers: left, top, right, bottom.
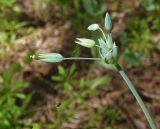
0, 0, 160, 129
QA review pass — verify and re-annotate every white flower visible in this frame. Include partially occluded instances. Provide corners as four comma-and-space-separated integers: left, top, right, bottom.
88, 24, 99, 31
75, 38, 95, 48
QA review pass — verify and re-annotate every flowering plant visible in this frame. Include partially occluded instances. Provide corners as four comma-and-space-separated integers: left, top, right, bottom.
31, 12, 156, 129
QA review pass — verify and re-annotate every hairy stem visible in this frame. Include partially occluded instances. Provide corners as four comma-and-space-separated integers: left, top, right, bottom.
115, 64, 156, 129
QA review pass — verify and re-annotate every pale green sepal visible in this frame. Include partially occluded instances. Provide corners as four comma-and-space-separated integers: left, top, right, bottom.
105, 52, 112, 61
98, 38, 108, 51
112, 43, 118, 58
107, 34, 113, 48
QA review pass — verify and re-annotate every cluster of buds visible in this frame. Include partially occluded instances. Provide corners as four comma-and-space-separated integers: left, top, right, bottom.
31, 12, 118, 64
74, 12, 117, 63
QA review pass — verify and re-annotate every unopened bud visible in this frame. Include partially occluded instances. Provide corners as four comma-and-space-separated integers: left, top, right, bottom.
105, 13, 112, 32
38, 53, 64, 63
88, 24, 99, 31
75, 38, 95, 48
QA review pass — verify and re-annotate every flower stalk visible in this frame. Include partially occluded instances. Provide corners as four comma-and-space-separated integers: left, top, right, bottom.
32, 12, 157, 129
115, 64, 156, 129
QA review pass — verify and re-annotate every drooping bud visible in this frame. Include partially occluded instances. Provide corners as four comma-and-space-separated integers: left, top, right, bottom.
38, 53, 64, 63
105, 13, 112, 32
88, 24, 99, 31
75, 38, 95, 48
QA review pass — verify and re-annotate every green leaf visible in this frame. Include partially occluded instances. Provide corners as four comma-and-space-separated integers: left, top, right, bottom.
90, 76, 111, 89
124, 52, 143, 66
58, 65, 65, 76
82, 0, 106, 16
32, 123, 40, 129
14, 93, 26, 99
2, 70, 13, 88
52, 76, 63, 82
12, 62, 22, 72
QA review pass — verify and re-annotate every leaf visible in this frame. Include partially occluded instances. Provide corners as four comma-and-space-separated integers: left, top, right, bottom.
90, 76, 111, 90
14, 93, 26, 99
12, 62, 22, 72
82, 0, 97, 16
2, 70, 13, 88
32, 123, 40, 129
58, 65, 65, 76
52, 76, 63, 82
82, 0, 106, 16
68, 64, 77, 77
124, 52, 143, 66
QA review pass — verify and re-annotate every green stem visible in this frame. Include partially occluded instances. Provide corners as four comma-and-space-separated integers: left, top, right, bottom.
64, 57, 101, 61
115, 64, 156, 129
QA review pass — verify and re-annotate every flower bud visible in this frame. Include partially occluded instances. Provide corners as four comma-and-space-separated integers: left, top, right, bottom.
107, 34, 113, 48
88, 24, 99, 31
75, 38, 95, 48
105, 13, 112, 32
38, 53, 64, 63
112, 43, 118, 58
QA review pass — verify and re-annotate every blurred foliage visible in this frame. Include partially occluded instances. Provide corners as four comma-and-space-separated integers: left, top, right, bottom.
32, 123, 40, 129
0, 0, 20, 51
0, 63, 31, 129
84, 107, 120, 129
147, 1, 160, 30
120, 0, 160, 66
0, 0, 33, 59
47, 64, 115, 129
54, 0, 106, 31
143, 0, 155, 11
120, 18, 154, 66
0, 0, 19, 12
52, 64, 77, 93
0, 0, 160, 128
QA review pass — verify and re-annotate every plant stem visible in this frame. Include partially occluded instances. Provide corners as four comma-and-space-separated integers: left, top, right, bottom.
115, 64, 156, 129
64, 57, 101, 61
